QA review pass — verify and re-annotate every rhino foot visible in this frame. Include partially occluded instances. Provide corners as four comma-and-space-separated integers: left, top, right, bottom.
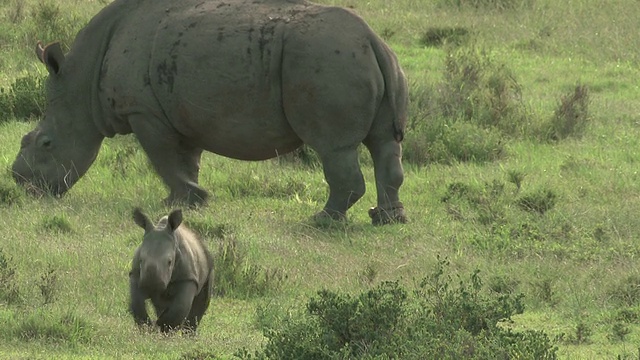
312, 209, 347, 225
368, 204, 407, 226
163, 185, 209, 208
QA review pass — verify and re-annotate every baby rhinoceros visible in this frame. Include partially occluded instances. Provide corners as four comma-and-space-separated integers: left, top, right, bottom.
129, 208, 214, 333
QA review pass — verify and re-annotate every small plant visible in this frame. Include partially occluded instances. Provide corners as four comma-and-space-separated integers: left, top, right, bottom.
507, 169, 526, 193
437, 0, 534, 11
180, 349, 223, 360
41, 214, 74, 234
8, 309, 94, 346
420, 26, 469, 47
0, 177, 23, 205
440, 46, 527, 136
358, 262, 379, 286
0, 74, 47, 121
545, 84, 590, 141
275, 145, 320, 168
608, 275, 640, 307
0, 249, 21, 305
531, 277, 558, 307
565, 322, 592, 345
213, 234, 285, 298
607, 322, 631, 342
517, 189, 557, 214
38, 265, 59, 305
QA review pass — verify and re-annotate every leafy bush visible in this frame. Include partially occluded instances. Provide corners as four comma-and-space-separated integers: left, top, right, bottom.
238, 258, 557, 359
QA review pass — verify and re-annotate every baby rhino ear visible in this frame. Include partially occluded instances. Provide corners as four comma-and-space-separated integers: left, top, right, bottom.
133, 208, 152, 231
167, 209, 183, 232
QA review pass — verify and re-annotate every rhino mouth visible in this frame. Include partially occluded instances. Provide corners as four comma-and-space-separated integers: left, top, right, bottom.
12, 171, 69, 198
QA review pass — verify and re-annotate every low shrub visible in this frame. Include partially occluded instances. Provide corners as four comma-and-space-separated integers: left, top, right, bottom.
238, 257, 557, 359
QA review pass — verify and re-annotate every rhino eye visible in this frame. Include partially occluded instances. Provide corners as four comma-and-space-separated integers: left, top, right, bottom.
37, 135, 52, 149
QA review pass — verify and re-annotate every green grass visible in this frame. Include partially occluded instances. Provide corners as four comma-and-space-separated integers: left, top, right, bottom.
2, 0, 640, 358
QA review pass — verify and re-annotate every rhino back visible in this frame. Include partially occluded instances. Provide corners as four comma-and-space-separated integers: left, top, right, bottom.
101, 0, 393, 158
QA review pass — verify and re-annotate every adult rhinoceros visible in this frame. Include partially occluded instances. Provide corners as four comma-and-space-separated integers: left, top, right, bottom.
12, 0, 408, 225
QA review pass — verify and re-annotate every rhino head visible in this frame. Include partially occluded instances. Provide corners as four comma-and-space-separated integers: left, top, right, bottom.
133, 208, 182, 294
12, 42, 103, 196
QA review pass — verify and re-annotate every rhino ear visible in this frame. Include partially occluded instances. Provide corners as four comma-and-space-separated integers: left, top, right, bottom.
36, 41, 65, 75
167, 209, 183, 232
132, 208, 152, 231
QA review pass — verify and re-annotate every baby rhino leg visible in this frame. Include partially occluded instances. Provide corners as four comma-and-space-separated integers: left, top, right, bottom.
184, 277, 213, 333
154, 282, 198, 333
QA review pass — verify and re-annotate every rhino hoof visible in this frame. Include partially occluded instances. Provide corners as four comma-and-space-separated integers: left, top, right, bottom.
369, 205, 407, 226
312, 209, 347, 225
164, 187, 209, 208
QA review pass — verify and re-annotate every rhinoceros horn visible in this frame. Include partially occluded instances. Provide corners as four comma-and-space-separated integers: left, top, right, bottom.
35, 41, 65, 75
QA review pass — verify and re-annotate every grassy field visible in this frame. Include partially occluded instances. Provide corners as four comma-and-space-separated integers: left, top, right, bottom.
2, 0, 640, 358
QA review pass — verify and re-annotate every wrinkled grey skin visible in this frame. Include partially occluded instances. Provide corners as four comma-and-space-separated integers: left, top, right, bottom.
12, 0, 408, 225
130, 208, 214, 333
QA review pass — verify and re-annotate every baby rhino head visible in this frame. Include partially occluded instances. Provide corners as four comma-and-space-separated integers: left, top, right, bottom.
133, 208, 183, 294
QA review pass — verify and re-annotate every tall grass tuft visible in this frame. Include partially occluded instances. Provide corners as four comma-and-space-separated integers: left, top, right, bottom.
213, 233, 286, 299
0, 74, 46, 121
544, 84, 590, 141
0, 249, 21, 305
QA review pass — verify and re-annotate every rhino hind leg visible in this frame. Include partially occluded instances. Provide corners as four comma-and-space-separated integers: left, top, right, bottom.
364, 139, 406, 225
312, 147, 365, 222
129, 115, 208, 206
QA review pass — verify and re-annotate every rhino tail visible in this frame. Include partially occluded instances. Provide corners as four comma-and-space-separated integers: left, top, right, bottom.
370, 36, 408, 142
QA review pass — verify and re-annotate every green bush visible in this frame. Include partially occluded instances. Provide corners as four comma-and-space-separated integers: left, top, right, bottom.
238, 258, 557, 359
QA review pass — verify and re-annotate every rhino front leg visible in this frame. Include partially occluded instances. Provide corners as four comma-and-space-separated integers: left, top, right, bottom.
129, 115, 208, 206
314, 147, 365, 222
155, 281, 198, 333
129, 276, 152, 327
365, 139, 406, 225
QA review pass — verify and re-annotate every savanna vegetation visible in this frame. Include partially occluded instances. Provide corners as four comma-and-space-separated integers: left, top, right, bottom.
1, 0, 640, 358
